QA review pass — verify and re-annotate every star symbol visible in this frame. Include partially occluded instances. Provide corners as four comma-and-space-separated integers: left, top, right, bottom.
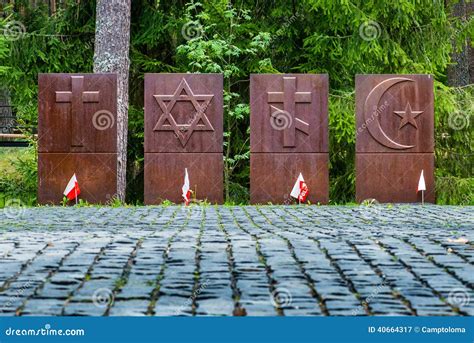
153, 78, 214, 147
393, 102, 423, 130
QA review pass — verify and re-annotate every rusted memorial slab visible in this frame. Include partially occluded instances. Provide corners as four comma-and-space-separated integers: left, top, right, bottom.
250, 74, 329, 204
144, 73, 223, 204
38, 73, 117, 204
355, 74, 434, 203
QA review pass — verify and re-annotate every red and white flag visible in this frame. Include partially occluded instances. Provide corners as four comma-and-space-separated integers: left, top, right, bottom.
182, 168, 191, 205
63, 174, 80, 201
417, 169, 426, 192
290, 173, 309, 203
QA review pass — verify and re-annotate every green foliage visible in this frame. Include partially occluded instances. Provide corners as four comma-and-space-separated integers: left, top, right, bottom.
126, 105, 145, 203
60, 196, 68, 207
107, 196, 126, 207
175, 1, 273, 202
434, 83, 473, 178
433, 82, 473, 204
161, 199, 175, 207
0, 0, 472, 205
75, 199, 91, 207
328, 91, 356, 202
0, 1, 95, 128
0, 145, 37, 206
436, 176, 474, 205
299, 0, 455, 85
0, 16, 11, 74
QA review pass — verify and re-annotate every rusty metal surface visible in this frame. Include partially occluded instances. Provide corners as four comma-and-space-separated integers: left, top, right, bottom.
38, 153, 117, 204
355, 74, 434, 153
250, 74, 328, 153
144, 153, 223, 204
38, 74, 117, 205
250, 153, 329, 204
144, 73, 223, 153
356, 153, 435, 203
355, 74, 434, 204
38, 73, 117, 153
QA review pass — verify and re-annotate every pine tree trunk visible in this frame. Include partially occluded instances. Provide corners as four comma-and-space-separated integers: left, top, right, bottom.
468, 1, 473, 84
49, 0, 56, 15
93, 0, 131, 202
470, 47, 474, 84
447, 0, 470, 86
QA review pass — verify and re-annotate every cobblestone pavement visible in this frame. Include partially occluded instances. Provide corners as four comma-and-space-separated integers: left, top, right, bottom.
0, 205, 473, 316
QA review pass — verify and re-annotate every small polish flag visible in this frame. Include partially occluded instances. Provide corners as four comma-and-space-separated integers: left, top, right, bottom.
290, 173, 309, 203
182, 168, 191, 205
63, 174, 80, 201
417, 170, 426, 192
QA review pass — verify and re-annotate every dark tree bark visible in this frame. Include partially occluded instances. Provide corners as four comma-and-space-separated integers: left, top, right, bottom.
49, 0, 56, 15
470, 41, 474, 85
447, 0, 470, 86
93, 0, 131, 202
468, 1, 474, 84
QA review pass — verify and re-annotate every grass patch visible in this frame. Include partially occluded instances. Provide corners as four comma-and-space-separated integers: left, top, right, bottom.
0, 147, 24, 174
0, 146, 37, 206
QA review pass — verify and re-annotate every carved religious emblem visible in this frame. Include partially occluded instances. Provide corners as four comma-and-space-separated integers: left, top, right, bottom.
394, 102, 423, 130
55, 76, 100, 147
153, 78, 214, 147
267, 77, 311, 147
364, 77, 423, 150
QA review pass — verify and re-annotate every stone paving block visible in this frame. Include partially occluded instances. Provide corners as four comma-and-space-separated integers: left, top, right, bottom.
108, 300, 149, 316
21, 298, 64, 316
196, 299, 234, 316
34, 284, 74, 299
240, 298, 277, 316
63, 301, 106, 316
155, 295, 192, 316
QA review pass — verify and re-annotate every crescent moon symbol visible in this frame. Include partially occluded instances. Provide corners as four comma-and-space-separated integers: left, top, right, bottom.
364, 77, 415, 150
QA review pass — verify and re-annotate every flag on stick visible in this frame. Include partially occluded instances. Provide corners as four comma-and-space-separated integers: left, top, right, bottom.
182, 168, 191, 205
417, 169, 426, 205
64, 174, 80, 204
290, 173, 309, 203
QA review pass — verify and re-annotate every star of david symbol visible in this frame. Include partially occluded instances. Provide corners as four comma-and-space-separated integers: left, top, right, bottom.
153, 78, 214, 147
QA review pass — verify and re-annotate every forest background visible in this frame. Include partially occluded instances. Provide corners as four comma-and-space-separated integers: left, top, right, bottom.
0, 0, 472, 206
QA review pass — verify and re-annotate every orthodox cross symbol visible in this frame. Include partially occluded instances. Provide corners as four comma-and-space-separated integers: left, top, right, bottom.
393, 102, 423, 130
153, 78, 214, 147
267, 77, 311, 147
55, 76, 100, 147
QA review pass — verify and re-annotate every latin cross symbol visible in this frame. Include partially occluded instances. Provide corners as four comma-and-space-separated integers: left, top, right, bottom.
55, 76, 100, 147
